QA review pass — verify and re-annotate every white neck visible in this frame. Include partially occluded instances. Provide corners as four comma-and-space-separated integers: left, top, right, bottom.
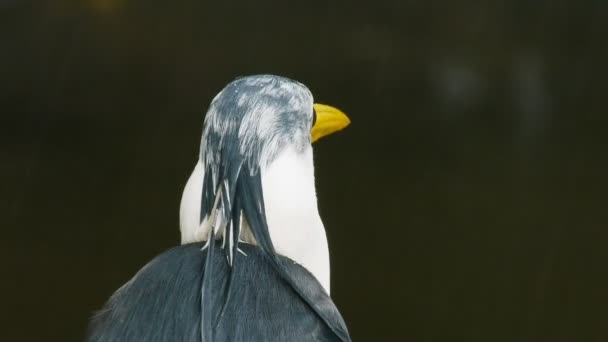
179, 146, 330, 293
261, 146, 330, 292
179, 160, 205, 244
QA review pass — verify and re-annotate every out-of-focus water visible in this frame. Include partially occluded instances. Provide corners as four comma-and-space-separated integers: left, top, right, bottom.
1, 1, 607, 341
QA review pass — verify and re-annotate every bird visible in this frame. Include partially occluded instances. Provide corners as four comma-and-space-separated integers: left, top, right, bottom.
87, 75, 351, 342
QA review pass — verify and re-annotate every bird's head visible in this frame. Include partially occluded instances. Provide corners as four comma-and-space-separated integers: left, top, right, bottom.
201, 75, 349, 171
180, 75, 349, 292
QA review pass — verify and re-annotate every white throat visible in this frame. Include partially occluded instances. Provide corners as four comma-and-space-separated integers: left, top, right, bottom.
179, 146, 331, 293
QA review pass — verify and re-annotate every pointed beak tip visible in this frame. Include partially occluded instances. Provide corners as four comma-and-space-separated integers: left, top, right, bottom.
311, 103, 351, 143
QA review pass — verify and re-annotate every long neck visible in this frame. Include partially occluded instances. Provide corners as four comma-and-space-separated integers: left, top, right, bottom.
261, 146, 330, 293
179, 147, 330, 294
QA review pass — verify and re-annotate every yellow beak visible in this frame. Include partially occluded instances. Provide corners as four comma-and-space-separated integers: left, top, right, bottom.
311, 103, 351, 143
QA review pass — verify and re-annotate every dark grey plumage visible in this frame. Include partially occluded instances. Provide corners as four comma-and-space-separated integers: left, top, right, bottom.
87, 242, 349, 342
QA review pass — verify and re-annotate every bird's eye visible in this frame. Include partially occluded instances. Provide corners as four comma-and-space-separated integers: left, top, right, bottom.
312, 108, 317, 127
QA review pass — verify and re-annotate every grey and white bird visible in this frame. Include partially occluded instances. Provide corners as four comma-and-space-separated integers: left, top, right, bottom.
88, 75, 351, 342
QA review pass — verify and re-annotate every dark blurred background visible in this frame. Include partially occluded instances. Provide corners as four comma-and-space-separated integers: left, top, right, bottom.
2, 0, 607, 341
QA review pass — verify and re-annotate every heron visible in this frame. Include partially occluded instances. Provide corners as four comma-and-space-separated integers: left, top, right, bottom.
87, 75, 352, 342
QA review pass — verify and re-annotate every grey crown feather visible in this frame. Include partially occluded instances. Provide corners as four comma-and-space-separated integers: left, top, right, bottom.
198, 75, 350, 342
